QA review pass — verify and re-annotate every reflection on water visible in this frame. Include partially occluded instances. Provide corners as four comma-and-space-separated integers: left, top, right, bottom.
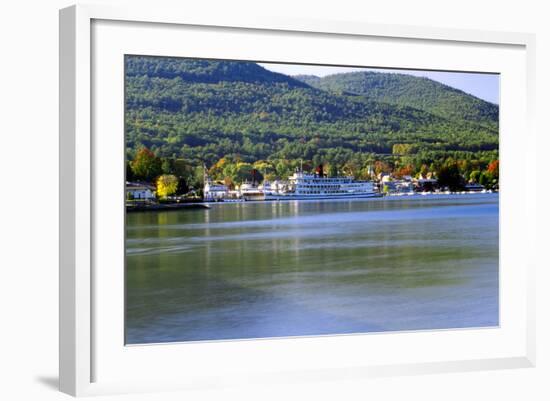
126, 194, 499, 344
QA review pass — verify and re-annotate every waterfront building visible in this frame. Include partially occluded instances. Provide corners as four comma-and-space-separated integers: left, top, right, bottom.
204, 179, 228, 201
126, 181, 155, 200
414, 178, 438, 192
383, 180, 414, 194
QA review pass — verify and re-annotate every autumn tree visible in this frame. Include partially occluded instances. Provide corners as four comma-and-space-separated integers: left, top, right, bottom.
394, 164, 414, 178
223, 176, 235, 190
156, 174, 179, 199
486, 160, 499, 179
253, 160, 272, 175
374, 160, 391, 176
130, 147, 162, 182
209, 157, 227, 178
417, 164, 429, 178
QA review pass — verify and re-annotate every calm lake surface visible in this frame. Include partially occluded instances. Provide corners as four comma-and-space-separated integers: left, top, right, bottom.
126, 194, 499, 344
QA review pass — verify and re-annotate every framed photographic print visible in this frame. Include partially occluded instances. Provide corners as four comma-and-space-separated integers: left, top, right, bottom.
59, 4, 536, 396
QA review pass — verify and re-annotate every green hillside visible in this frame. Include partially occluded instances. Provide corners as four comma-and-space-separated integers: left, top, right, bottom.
126, 56, 498, 170
295, 71, 499, 131
126, 56, 310, 88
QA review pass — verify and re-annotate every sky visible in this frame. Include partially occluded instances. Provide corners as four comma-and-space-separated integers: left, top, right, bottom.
259, 63, 500, 105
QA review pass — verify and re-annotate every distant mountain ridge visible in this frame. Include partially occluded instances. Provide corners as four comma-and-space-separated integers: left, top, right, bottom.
126, 56, 309, 87
294, 71, 499, 130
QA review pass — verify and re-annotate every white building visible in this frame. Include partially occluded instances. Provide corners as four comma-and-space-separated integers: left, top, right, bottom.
126, 182, 155, 200
204, 179, 228, 201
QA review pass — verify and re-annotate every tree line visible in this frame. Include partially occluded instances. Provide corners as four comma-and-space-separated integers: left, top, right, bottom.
127, 146, 499, 198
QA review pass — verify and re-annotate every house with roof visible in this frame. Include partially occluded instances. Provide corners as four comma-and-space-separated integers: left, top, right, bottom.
126, 181, 156, 200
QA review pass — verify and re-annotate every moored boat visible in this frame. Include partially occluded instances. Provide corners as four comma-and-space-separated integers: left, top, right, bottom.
265, 169, 379, 201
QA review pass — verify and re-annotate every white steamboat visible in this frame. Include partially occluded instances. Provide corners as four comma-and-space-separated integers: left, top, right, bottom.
266, 171, 379, 200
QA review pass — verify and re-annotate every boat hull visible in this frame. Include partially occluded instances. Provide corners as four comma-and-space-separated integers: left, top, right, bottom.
243, 194, 266, 201
264, 192, 381, 201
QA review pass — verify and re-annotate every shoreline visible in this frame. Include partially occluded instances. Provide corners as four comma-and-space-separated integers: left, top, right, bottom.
126, 191, 498, 212
126, 203, 210, 212
206, 190, 498, 203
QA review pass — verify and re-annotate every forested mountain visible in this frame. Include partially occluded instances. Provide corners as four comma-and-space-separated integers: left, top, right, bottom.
125, 56, 498, 176
294, 71, 499, 131
126, 57, 310, 87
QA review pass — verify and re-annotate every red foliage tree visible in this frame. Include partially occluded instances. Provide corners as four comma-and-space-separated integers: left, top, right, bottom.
130, 147, 162, 182
487, 160, 499, 178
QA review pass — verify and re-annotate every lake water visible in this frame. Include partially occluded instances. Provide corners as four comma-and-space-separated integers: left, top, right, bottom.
126, 194, 499, 344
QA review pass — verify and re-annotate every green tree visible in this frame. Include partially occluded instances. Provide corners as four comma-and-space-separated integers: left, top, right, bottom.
437, 162, 464, 191
479, 172, 490, 187
126, 161, 135, 181
392, 143, 417, 155
161, 158, 175, 175
469, 170, 481, 183
328, 163, 338, 177
230, 162, 254, 184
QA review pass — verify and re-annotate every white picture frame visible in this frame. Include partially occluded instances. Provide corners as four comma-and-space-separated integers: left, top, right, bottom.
59, 4, 536, 397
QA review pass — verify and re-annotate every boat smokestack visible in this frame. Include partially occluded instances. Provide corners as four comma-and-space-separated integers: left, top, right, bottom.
316, 164, 325, 178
